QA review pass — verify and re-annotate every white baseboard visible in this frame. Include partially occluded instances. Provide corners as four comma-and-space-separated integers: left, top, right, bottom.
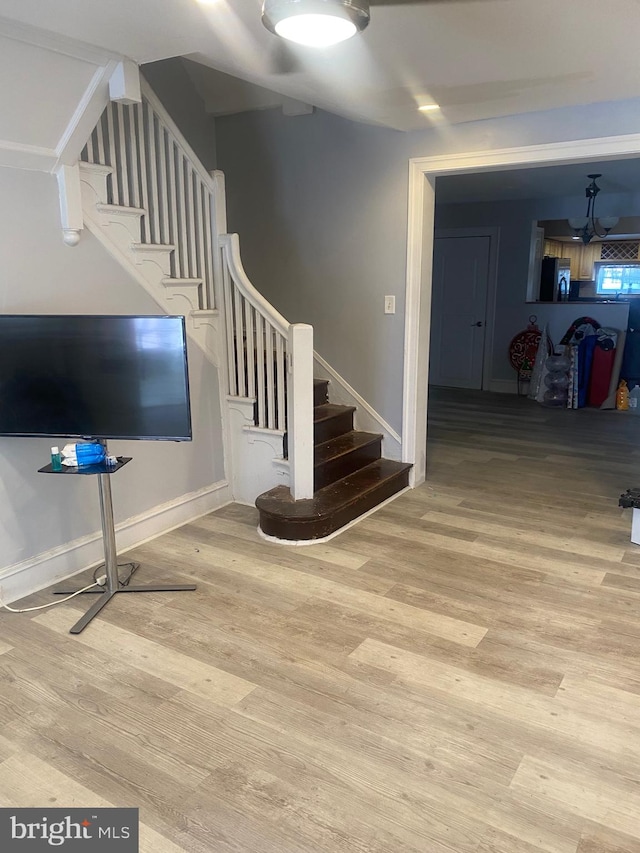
0, 480, 231, 604
488, 379, 519, 394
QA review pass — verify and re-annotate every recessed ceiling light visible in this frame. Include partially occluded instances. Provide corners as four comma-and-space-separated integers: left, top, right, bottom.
418, 104, 440, 113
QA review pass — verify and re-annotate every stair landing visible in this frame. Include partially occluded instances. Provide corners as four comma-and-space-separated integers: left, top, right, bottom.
257, 458, 412, 540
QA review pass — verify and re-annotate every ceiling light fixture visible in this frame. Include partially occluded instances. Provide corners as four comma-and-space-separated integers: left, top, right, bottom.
262, 0, 370, 48
418, 104, 440, 113
568, 174, 619, 244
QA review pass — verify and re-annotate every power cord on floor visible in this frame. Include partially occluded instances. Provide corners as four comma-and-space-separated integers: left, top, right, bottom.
117, 560, 139, 587
1, 560, 140, 614
92, 560, 139, 589
0, 579, 104, 613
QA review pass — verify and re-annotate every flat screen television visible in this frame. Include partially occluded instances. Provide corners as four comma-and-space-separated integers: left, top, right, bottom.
0, 315, 192, 441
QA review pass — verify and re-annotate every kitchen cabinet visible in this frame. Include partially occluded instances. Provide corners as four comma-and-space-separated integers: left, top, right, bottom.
542, 241, 602, 281
578, 242, 602, 279
544, 239, 564, 258
558, 243, 580, 279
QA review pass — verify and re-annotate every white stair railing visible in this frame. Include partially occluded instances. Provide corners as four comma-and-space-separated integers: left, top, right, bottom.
220, 234, 314, 500
81, 79, 215, 311
80, 76, 314, 501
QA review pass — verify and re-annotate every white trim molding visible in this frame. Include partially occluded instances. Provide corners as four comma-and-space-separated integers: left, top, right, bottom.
402, 132, 640, 486
0, 480, 231, 605
54, 60, 119, 169
0, 14, 119, 66
488, 379, 519, 395
0, 17, 122, 173
0, 140, 58, 172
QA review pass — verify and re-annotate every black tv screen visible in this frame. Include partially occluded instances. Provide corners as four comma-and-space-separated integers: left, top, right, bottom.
0, 315, 192, 441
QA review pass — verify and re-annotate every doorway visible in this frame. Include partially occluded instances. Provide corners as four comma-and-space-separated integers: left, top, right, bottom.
402, 133, 640, 484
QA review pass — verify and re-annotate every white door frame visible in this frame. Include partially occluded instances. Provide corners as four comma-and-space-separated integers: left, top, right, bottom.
402, 133, 640, 485
433, 227, 500, 392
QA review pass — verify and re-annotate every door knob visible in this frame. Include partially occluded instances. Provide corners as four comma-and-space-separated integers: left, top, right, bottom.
471, 321, 483, 327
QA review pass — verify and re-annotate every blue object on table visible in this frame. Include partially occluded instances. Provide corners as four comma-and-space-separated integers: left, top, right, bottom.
75, 442, 106, 466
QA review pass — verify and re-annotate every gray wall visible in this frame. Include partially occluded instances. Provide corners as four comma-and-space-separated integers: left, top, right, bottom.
215, 95, 640, 431
143, 58, 217, 171
0, 166, 225, 573
216, 108, 411, 433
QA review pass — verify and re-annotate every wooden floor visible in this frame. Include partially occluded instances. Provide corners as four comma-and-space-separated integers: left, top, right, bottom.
2, 387, 640, 852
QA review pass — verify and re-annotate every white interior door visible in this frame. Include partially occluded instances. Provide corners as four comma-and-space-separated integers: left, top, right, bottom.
429, 235, 491, 389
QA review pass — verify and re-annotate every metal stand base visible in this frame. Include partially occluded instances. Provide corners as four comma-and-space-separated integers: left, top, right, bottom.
53, 582, 197, 634
51, 442, 196, 634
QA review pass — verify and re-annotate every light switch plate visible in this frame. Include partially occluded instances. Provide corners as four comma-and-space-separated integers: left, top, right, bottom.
384, 295, 395, 314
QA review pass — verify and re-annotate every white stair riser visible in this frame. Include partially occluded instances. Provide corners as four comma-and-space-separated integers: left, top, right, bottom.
131, 245, 173, 276
82, 207, 220, 366
93, 204, 143, 243
81, 165, 222, 364
227, 398, 288, 502
79, 162, 112, 205
162, 285, 201, 313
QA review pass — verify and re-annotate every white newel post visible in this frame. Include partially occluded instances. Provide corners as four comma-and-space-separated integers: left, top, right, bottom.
210, 171, 227, 312
288, 323, 314, 500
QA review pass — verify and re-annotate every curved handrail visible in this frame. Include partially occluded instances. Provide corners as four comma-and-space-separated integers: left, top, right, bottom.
219, 233, 290, 336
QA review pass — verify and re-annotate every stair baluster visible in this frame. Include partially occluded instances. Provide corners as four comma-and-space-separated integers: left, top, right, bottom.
80, 77, 315, 501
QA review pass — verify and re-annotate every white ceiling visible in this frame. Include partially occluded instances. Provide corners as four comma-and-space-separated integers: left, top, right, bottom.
2, 0, 640, 131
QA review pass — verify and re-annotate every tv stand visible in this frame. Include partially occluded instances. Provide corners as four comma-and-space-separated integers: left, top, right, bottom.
38, 442, 196, 634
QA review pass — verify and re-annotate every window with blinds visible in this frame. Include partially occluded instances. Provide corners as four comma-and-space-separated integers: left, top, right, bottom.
595, 261, 640, 295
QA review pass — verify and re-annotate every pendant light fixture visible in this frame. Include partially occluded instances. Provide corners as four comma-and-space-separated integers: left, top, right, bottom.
262, 0, 370, 48
568, 174, 619, 245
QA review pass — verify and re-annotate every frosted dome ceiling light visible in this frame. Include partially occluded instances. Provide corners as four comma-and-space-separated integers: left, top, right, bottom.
262, 0, 370, 47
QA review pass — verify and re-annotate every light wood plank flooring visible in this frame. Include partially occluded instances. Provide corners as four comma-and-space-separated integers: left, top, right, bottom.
2, 387, 640, 852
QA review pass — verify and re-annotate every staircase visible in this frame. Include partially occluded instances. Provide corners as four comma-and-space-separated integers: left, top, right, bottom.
256, 379, 412, 540
79, 161, 219, 358
74, 73, 411, 542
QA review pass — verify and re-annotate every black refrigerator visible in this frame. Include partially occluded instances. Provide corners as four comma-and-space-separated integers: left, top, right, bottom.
540, 256, 571, 301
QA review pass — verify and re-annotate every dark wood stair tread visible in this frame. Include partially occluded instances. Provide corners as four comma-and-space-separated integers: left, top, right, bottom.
314, 403, 355, 423
256, 459, 412, 540
314, 430, 382, 466
312, 403, 356, 446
